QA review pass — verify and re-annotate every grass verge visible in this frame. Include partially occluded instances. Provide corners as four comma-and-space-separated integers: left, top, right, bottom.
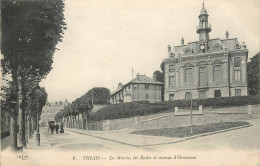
131, 122, 249, 138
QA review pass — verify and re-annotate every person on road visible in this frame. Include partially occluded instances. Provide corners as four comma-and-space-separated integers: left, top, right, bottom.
50, 123, 54, 134
60, 122, 64, 134
55, 123, 59, 134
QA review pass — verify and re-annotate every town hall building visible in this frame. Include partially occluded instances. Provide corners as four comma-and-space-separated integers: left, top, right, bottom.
162, 2, 248, 101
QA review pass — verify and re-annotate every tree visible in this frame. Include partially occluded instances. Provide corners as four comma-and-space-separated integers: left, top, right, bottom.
1, 0, 66, 150
153, 70, 164, 101
153, 70, 164, 83
28, 86, 47, 136
247, 53, 260, 95
83, 87, 110, 105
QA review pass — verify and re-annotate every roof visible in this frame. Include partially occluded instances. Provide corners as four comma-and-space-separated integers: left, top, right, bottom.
200, 2, 208, 15
110, 87, 123, 95
171, 38, 246, 58
128, 74, 163, 85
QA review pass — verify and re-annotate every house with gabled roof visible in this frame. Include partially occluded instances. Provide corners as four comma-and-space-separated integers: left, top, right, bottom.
110, 74, 163, 104
162, 2, 248, 101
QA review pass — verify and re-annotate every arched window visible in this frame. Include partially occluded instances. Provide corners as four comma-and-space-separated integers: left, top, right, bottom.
185, 92, 192, 100
169, 94, 174, 101
214, 90, 221, 98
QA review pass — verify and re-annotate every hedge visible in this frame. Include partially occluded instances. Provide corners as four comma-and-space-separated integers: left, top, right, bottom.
89, 95, 260, 121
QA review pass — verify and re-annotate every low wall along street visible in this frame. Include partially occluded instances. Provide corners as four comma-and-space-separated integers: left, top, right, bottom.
86, 104, 260, 131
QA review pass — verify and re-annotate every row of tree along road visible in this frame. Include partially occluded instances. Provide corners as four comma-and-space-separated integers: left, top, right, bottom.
54, 87, 110, 130
1, 0, 66, 151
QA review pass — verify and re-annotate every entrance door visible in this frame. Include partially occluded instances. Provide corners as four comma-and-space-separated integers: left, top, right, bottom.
199, 67, 208, 87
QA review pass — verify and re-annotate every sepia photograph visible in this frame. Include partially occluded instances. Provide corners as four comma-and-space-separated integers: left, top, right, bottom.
1, 0, 260, 165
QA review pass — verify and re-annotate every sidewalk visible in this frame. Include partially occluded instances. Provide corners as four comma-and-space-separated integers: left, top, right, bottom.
1, 128, 57, 166
24, 127, 53, 152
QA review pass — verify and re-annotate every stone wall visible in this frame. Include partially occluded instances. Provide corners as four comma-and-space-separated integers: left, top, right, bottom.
87, 104, 259, 131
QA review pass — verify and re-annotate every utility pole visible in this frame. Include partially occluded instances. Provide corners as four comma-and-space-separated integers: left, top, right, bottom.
36, 94, 40, 146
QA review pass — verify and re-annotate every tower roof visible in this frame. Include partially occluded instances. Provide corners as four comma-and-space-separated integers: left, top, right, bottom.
200, 2, 208, 15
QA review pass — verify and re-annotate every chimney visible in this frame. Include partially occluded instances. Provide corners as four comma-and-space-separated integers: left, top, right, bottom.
181, 37, 184, 46
168, 45, 171, 55
225, 31, 229, 39
153, 74, 157, 82
118, 82, 123, 89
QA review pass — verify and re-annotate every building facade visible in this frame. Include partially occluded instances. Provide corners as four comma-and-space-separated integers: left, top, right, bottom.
40, 100, 69, 126
162, 3, 248, 101
110, 74, 163, 104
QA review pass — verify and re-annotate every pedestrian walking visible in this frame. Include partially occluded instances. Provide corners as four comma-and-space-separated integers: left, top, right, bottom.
50, 123, 54, 134
55, 123, 59, 134
60, 122, 64, 134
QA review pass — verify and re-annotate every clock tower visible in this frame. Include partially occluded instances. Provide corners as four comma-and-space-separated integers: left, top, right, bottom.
196, 2, 211, 53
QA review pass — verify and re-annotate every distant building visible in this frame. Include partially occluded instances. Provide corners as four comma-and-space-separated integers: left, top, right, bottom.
40, 100, 69, 126
110, 74, 163, 104
162, 2, 248, 101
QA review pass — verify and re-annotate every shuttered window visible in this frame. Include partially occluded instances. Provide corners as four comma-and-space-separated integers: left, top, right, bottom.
213, 65, 221, 81
185, 68, 193, 84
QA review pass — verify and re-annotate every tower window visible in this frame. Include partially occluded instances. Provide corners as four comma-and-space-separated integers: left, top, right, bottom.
234, 70, 241, 81
234, 57, 241, 67
145, 84, 149, 89
146, 94, 149, 99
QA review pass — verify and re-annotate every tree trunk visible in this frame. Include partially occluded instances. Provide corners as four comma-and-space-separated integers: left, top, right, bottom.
20, 80, 27, 148
83, 112, 88, 130
10, 116, 18, 151
75, 115, 79, 129
25, 114, 28, 144
78, 114, 80, 129
9, 5, 19, 152
82, 113, 86, 130
29, 115, 32, 138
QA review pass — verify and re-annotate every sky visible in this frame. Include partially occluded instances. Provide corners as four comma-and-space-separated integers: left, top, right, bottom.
40, 0, 260, 102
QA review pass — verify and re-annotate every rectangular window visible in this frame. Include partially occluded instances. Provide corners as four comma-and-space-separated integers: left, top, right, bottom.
234, 70, 241, 81
199, 91, 206, 99
185, 68, 193, 84
146, 94, 149, 99
199, 67, 207, 86
169, 65, 174, 72
145, 84, 149, 89
169, 76, 175, 86
128, 85, 130, 89
234, 57, 241, 67
235, 89, 241, 96
213, 65, 221, 81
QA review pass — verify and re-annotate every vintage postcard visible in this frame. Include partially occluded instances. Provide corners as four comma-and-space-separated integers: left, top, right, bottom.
1, 0, 259, 166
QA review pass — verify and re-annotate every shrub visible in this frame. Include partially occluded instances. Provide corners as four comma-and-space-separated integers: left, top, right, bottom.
89, 95, 260, 121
